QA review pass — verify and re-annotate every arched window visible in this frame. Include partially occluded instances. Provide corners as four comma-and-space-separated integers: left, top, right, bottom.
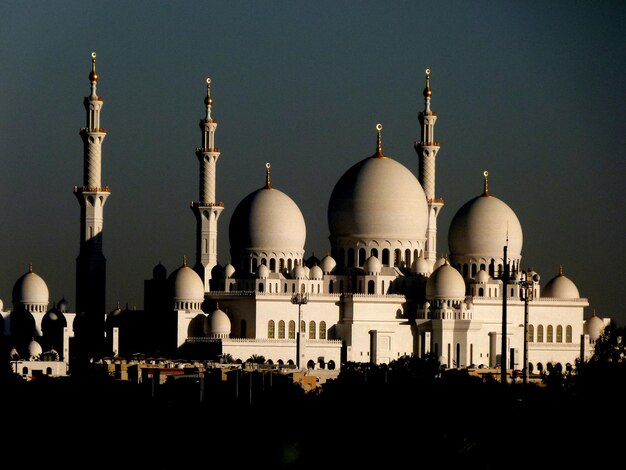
307, 360, 315, 369
268, 320, 275, 339
478, 287, 484, 297
547, 325, 553, 343
284, 283, 288, 293
328, 360, 336, 370
46, 367, 52, 375
22, 366, 28, 375
288, 320, 295, 339
566, 325, 572, 343
319, 321, 327, 340
252, 258, 258, 271
394, 249, 402, 266
556, 325, 563, 343
537, 325, 543, 343
368, 280, 375, 294
309, 321, 316, 339
405, 249, 411, 267
329, 280, 334, 293
382, 249, 390, 266
371, 248, 378, 259
278, 320, 285, 339
258, 282, 264, 293
301, 320, 306, 334
358, 248, 366, 266
471, 264, 477, 277
270, 259, 276, 271
528, 324, 534, 343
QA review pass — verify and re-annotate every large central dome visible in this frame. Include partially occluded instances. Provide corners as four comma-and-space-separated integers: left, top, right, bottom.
328, 127, 428, 241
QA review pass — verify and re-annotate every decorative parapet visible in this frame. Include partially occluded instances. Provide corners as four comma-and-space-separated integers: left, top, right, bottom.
190, 201, 225, 208
74, 185, 111, 193
187, 337, 342, 345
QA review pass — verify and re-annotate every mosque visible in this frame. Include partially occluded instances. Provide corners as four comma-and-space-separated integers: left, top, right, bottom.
1, 54, 610, 378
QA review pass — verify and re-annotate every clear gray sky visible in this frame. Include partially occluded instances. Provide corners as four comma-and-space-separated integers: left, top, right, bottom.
1, 1, 624, 325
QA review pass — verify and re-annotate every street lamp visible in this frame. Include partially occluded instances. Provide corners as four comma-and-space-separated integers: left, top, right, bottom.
519, 270, 539, 385
291, 291, 309, 369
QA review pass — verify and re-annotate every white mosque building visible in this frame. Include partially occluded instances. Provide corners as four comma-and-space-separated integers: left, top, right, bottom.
1, 55, 610, 376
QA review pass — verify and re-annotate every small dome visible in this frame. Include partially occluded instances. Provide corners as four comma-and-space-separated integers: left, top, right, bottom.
474, 269, 490, 283
320, 255, 337, 274
542, 266, 579, 299
583, 311, 606, 342
449, 175, 523, 260
257, 264, 270, 279
433, 257, 447, 270
309, 265, 323, 280
43, 308, 66, 325
169, 261, 205, 302
224, 264, 236, 279
12, 265, 49, 305
153, 262, 167, 280
293, 265, 308, 279
363, 256, 382, 274
305, 253, 321, 268
209, 307, 231, 337
426, 261, 466, 300
28, 339, 43, 359
56, 297, 70, 313
412, 256, 430, 275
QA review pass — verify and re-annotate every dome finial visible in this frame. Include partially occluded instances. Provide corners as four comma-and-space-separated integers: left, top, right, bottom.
483, 170, 490, 196
183, 255, 187, 267
423, 68, 432, 98
28, 263, 33, 273
89, 52, 98, 82
373, 123, 384, 158
205, 77, 213, 119
559, 264, 564, 276
265, 162, 271, 189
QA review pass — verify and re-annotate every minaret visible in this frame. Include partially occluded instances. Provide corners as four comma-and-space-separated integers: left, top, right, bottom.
191, 78, 224, 292
74, 52, 110, 353
414, 68, 444, 266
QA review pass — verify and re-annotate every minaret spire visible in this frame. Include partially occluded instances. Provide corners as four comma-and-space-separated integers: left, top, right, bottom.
372, 123, 385, 158
265, 162, 272, 189
414, 68, 443, 268
74, 51, 110, 356
192, 77, 224, 292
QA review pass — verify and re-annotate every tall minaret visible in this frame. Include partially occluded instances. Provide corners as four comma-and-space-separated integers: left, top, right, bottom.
74, 52, 110, 352
191, 78, 224, 292
415, 68, 444, 266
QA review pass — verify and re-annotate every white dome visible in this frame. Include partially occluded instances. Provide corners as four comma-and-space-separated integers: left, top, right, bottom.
293, 265, 308, 279
320, 255, 336, 274
542, 267, 579, 299
209, 307, 231, 337
169, 262, 204, 302
426, 261, 466, 300
28, 339, 43, 359
449, 183, 523, 260
309, 265, 323, 280
413, 256, 430, 275
224, 264, 236, 279
474, 269, 490, 283
257, 264, 270, 279
229, 184, 306, 255
363, 256, 382, 274
583, 312, 605, 341
328, 132, 428, 242
12, 266, 49, 305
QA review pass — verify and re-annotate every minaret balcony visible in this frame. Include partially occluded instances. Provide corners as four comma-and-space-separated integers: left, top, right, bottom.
417, 141, 440, 147
79, 127, 107, 133
74, 185, 111, 194
195, 147, 221, 153
191, 201, 224, 208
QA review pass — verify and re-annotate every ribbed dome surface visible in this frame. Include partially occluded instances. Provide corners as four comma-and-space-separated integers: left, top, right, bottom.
449, 194, 523, 259
12, 267, 49, 305
229, 187, 306, 253
426, 262, 466, 300
328, 156, 428, 240
210, 308, 231, 337
320, 255, 336, 274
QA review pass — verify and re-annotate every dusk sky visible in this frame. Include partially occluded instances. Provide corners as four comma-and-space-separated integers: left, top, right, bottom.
1, 1, 624, 325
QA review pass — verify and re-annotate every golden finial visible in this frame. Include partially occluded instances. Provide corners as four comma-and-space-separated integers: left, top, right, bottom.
183, 255, 187, 267
423, 68, 432, 98
89, 52, 98, 82
483, 170, 490, 196
559, 265, 564, 276
265, 162, 271, 189
372, 123, 384, 158
205, 77, 213, 106
28, 263, 33, 273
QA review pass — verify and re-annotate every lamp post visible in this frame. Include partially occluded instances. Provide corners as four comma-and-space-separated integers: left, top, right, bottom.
518, 270, 538, 385
291, 291, 309, 369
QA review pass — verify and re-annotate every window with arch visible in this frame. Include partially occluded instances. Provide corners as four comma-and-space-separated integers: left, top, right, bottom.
284, 283, 288, 293
288, 320, 295, 339
556, 325, 563, 343
394, 249, 401, 266
368, 280, 375, 294
259, 282, 264, 293
566, 325, 572, 343
309, 321, 316, 339
301, 320, 306, 334
278, 320, 285, 339
405, 249, 411, 267
528, 324, 534, 343
46, 367, 52, 375
371, 248, 378, 259
329, 280, 334, 293
537, 325, 544, 343
479, 287, 484, 297
382, 249, 390, 266
267, 320, 275, 339
270, 259, 276, 271
319, 321, 327, 339
358, 248, 366, 266
547, 325, 553, 343
252, 259, 258, 271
